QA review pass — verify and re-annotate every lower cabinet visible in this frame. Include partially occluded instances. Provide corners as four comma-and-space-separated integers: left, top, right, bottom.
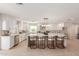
19, 34, 26, 43
0, 36, 14, 50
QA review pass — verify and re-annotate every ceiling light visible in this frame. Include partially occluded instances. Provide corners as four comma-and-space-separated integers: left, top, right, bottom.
16, 3, 24, 5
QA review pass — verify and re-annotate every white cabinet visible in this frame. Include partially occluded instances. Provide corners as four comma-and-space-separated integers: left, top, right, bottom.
1, 36, 14, 50
19, 34, 26, 42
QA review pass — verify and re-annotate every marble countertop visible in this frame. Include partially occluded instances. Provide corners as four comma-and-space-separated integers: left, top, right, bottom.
28, 33, 66, 37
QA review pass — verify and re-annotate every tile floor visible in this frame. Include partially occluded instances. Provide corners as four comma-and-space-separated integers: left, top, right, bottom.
0, 38, 79, 56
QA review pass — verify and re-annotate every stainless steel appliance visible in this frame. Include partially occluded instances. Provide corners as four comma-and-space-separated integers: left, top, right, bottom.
14, 35, 19, 46
28, 36, 30, 47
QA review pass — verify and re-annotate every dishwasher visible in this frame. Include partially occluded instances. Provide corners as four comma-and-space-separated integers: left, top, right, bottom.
14, 35, 19, 46
38, 36, 45, 49
29, 36, 38, 49
28, 36, 30, 47
47, 36, 56, 49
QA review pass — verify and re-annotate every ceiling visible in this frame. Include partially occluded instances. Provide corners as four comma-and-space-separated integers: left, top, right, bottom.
0, 3, 79, 24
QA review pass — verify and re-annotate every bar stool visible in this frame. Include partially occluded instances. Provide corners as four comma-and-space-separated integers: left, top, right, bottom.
56, 35, 67, 49
47, 36, 56, 49
38, 36, 45, 49
29, 36, 37, 49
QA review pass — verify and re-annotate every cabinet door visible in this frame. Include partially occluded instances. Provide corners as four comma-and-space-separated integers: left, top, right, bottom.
10, 36, 14, 47
1, 36, 10, 49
